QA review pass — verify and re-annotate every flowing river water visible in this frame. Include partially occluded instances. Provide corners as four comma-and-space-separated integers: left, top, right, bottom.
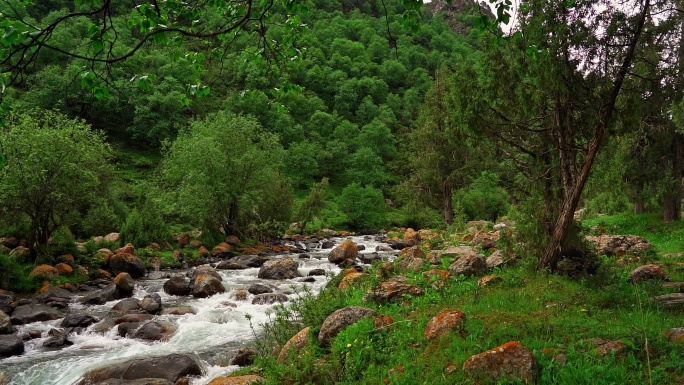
0, 236, 396, 385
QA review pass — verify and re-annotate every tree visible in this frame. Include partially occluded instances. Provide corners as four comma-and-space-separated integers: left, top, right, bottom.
0, 110, 115, 258
158, 111, 288, 237
338, 183, 386, 230
295, 178, 329, 234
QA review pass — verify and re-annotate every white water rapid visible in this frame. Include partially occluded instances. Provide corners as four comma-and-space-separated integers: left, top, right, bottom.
0, 236, 397, 385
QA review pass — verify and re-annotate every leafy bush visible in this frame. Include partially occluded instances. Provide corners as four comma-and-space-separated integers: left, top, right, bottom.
45, 226, 79, 262
453, 171, 510, 221
120, 207, 170, 248
0, 253, 39, 293
337, 183, 387, 230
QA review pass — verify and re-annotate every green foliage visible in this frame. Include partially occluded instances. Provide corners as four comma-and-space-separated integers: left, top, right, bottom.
295, 178, 330, 234
159, 110, 290, 237
120, 207, 170, 248
454, 171, 510, 221
0, 253, 39, 293
337, 183, 386, 230
0, 110, 115, 257
583, 213, 684, 254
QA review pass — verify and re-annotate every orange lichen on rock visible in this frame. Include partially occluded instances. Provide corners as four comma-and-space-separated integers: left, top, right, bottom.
424, 309, 466, 340
339, 272, 370, 290
463, 341, 538, 384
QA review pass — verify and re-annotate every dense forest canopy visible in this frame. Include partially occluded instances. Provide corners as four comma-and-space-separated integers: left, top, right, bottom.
0, 0, 681, 271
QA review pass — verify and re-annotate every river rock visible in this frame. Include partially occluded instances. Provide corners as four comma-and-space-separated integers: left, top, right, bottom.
232, 254, 269, 268
140, 294, 162, 314
29, 264, 59, 280
80, 284, 120, 305
77, 353, 202, 385
207, 375, 264, 385
364, 276, 424, 304
11, 304, 64, 324
230, 348, 257, 367
247, 284, 273, 295
111, 298, 142, 314
33, 285, 73, 305
43, 328, 73, 349
308, 269, 326, 276
257, 257, 301, 280
278, 326, 311, 363
97, 379, 173, 385
55, 263, 73, 276
212, 243, 234, 259
130, 321, 177, 341
163, 276, 191, 296
251, 293, 288, 305
161, 306, 196, 316
192, 275, 226, 298
118, 322, 142, 337
449, 252, 487, 277
56, 254, 75, 265
116, 314, 154, 324
109, 253, 146, 278
191, 265, 222, 282
321, 241, 335, 249
114, 273, 136, 297
328, 240, 358, 264
215, 260, 248, 270
0, 293, 13, 314
463, 341, 538, 384
60, 314, 99, 334
403, 228, 420, 247
0, 311, 13, 334
0, 334, 24, 357
318, 306, 377, 345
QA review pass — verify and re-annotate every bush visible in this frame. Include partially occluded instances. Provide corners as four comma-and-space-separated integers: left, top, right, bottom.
338, 183, 387, 230
120, 207, 170, 248
453, 171, 510, 221
0, 253, 39, 293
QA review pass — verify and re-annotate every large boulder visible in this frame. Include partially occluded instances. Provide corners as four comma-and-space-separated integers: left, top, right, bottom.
76, 354, 202, 385
424, 310, 466, 340
251, 293, 288, 305
111, 298, 142, 314
55, 263, 73, 276
629, 264, 669, 284
247, 284, 273, 295
109, 253, 146, 278
0, 334, 24, 357
207, 375, 264, 385
0, 311, 13, 334
327, 240, 358, 264
463, 341, 538, 384
33, 285, 74, 307
191, 265, 222, 282
10, 304, 64, 324
448, 253, 487, 277
403, 228, 421, 247
130, 321, 177, 341
60, 314, 99, 334
278, 326, 311, 363
29, 265, 59, 280
257, 258, 301, 280
140, 294, 162, 314
0, 292, 14, 314
163, 276, 191, 296
585, 234, 652, 256
192, 275, 226, 298
114, 273, 136, 297
211, 243, 234, 259
318, 306, 376, 345
80, 284, 120, 305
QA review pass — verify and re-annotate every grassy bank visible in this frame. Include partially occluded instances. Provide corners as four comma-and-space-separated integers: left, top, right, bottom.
240, 218, 684, 384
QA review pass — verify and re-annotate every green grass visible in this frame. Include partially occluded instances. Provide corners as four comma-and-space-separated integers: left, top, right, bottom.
243, 220, 684, 385
582, 213, 684, 254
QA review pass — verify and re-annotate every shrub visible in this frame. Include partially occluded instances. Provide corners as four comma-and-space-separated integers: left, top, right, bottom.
453, 171, 510, 221
338, 183, 387, 230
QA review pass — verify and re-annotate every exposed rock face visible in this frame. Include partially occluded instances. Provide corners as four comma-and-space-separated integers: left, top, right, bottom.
29, 265, 59, 280
192, 275, 226, 298
109, 253, 146, 278
257, 257, 301, 280
449, 253, 487, 277
463, 341, 538, 384
10, 304, 64, 324
163, 276, 191, 296
318, 306, 377, 345
365, 276, 424, 304
424, 310, 466, 340
327, 240, 358, 264
0, 334, 24, 357
585, 234, 652, 256
76, 354, 202, 385
629, 264, 669, 284
278, 326, 311, 363
114, 273, 136, 297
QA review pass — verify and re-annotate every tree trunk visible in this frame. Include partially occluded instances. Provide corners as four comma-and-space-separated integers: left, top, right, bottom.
443, 182, 453, 225
664, 133, 683, 222
633, 184, 645, 214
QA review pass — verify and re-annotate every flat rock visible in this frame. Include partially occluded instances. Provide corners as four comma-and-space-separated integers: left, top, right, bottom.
365, 276, 424, 304
630, 264, 669, 284
11, 304, 64, 324
449, 253, 487, 277
163, 276, 191, 296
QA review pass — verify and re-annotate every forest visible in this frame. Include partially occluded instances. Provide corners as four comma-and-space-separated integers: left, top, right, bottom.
0, 0, 681, 277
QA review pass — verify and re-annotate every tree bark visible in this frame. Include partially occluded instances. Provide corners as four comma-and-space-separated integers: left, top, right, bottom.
664, 133, 683, 222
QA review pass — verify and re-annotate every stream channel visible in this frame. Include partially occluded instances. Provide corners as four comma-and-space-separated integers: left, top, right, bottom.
0, 235, 397, 385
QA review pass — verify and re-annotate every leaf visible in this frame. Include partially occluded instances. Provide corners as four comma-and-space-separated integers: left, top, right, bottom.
92, 39, 103, 52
